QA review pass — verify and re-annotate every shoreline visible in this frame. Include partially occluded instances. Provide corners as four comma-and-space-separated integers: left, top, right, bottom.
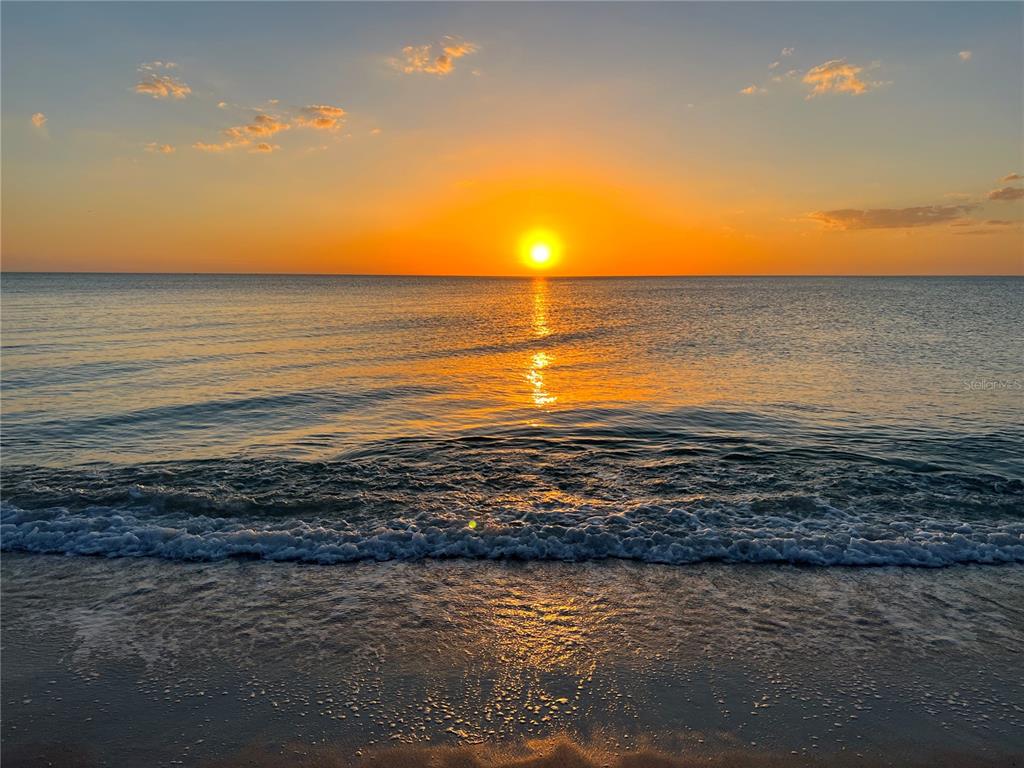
4, 555, 1022, 767
6, 736, 1024, 768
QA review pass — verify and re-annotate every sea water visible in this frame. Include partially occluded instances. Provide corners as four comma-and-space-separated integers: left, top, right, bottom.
2, 274, 1022, 567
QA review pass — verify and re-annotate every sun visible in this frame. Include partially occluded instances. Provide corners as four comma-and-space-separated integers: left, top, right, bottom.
519, 229, 562, 270
530, 243, 552, 265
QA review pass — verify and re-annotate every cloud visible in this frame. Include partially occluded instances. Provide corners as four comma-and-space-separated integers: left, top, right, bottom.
144, 142, 175, 154
390, 36, 478, 75
987, 186, 1024, 201
952, 218, 1022, 235
296, 104, 346, 131
135, 73, 191, 99
442, 38, 477, 58
1001, 173, 1022, 182
768, 61, 780, 70
782, 47, 795, 56
194, 104, 349, 155
193, 140, 237, 153
959, 50, 973, 62
244, 113, 289, 136
194, 112, 291, 152
802, 59, 877, 98
807, 204, 975, 230
739, 85, 764, 95
370, 127, 382, 136
194, 127, 250, 153
31, 112, 47, 128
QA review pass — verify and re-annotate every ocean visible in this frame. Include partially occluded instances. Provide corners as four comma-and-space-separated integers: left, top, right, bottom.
2, 273, 1023, 766
2, 274, 1022, 566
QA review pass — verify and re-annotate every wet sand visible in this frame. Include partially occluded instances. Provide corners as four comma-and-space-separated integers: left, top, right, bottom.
3, 555, 1023, 767
6, 737, 1024, 768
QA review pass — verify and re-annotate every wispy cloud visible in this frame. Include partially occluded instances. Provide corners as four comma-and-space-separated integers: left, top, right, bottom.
144, 142, 175, 154
194, 127, 252, 153
802, 59, 878, 98
193, 139, 241, 153
31, 112, 47, 128
390, 36, 479, 75
987, 186, 1024, 201
134, 61, 190, 99
808, 204, 975, 230
781, 47, 795, 57
135, 74, 191, 99
958, 50, 973, 62
1001, 173, 1022, 182
295, 104, 346, 131
244, 113, 289, 137
139, 61, 178, 71
951, 217, 1022, 235
739, 85, 764, 95
194, 103, 351, 153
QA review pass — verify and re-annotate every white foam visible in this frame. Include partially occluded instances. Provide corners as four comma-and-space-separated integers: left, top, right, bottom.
3, 502, 1022, 567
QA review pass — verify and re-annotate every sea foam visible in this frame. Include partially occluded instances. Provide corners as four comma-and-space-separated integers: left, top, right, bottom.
3, 502, 1022, 567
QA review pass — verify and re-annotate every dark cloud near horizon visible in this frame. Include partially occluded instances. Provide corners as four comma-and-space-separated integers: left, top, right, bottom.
987, 186, 1024, 201
807, 204, 975, 230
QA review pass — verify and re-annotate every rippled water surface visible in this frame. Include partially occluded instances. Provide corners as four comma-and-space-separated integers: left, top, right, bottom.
2, 274, 1022, 566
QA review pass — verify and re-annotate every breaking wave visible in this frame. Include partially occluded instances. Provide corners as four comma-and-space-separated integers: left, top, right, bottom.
4, 500, 1022, 567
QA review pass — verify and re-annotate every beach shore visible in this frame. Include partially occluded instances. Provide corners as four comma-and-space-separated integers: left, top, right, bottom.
3, 555, 1022, 767
6, 736, 1024, 768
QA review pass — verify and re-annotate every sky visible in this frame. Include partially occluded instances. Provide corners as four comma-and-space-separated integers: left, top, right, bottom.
2, 1, 1022, 275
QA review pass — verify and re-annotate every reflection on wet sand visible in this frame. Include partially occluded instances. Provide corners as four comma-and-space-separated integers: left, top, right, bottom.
193, 735, 1017, 768
466, 585, 597, 735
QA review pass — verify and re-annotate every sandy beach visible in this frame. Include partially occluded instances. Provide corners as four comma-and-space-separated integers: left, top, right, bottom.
4, 554, 1022, 767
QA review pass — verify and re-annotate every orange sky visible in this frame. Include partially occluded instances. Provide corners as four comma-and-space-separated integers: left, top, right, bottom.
2, 3, 1022, 275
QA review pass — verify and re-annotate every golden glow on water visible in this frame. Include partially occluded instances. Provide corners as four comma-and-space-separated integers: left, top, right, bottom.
5, 274, 967, 466
531, 279, 551, 339
527, 352, 556, 407
527, 279, 556, 407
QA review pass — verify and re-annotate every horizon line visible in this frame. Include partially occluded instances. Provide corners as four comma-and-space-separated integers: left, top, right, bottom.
2, 271, 1022, 279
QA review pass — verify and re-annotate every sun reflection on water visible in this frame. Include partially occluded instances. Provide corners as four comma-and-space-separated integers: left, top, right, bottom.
532, 279, 551, 339
527, 352, 556, 407
527, 279, 557, 407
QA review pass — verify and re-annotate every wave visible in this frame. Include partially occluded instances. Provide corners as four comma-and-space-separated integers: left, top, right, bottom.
3, 501, 1022, 568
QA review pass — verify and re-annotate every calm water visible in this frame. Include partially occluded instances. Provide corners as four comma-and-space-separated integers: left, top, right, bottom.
2, 274, 1022, 566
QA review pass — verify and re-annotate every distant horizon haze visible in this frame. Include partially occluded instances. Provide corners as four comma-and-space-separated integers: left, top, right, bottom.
2, 270, 1023, 279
